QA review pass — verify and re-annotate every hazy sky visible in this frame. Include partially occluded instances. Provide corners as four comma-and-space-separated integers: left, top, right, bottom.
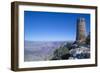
24, 11, 90, 41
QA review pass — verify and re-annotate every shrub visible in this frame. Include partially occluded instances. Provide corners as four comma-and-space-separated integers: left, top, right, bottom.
51, 46, 69, 60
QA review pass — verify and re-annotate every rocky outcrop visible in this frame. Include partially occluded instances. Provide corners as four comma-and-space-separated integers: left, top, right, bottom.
51, 34, 90, 60
69, 44, 90, 59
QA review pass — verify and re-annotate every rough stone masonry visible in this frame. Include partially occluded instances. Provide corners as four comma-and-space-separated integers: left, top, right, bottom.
76, 18, 86, 43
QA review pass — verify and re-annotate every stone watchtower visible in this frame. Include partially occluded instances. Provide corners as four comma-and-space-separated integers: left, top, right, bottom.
76, 18, 86, 43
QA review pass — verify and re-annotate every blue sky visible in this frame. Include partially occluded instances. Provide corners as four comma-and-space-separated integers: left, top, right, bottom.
24, 11, 90, 41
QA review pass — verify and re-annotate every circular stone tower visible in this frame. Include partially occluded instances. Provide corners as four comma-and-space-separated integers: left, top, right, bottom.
76, 18, 86, 43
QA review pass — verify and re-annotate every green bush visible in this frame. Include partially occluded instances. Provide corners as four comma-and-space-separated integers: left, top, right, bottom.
86, 33, 90, 45
51, 45, 69, 60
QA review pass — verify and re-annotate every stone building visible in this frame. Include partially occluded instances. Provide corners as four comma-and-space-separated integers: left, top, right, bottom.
76, 18, 86, 43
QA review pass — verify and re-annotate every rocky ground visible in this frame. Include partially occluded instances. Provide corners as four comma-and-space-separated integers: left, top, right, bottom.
51, 33, 90, 60
51, 42, 90, 60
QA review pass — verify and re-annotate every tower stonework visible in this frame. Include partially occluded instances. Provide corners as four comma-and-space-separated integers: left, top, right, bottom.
76, 18, 86, 43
